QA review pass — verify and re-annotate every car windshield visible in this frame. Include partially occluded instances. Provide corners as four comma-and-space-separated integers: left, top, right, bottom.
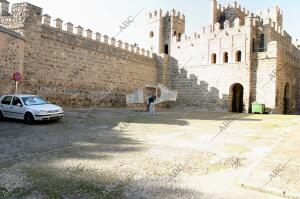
21, 96, 49, 106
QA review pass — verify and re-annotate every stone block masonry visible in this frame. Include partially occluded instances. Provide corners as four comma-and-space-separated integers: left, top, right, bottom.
27, 25, 157, 107
0, 26, 24, 94
147, 0, 300, 114
0, 2, 157, 107
0, 0, 299, 113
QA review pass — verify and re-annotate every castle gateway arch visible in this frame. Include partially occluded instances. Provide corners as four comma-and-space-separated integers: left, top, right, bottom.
230, 83, 244, 113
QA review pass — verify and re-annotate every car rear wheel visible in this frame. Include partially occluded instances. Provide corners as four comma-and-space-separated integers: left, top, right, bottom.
24, 112, 35, 124
0, 111, 4, 121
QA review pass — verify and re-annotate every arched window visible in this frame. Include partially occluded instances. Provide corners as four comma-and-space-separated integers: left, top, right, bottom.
211, 53, 217, 64
223, 52, 229, 63
164, 44, 169, 54
149, 31, 154, 38
235, 50, 242, 62
173, 31, 177, 36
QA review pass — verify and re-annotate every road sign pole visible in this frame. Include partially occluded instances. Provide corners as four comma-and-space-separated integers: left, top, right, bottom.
15, 81, 18, 94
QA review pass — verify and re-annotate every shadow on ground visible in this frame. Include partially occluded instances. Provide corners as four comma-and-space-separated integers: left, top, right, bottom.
0, 108, 263, 198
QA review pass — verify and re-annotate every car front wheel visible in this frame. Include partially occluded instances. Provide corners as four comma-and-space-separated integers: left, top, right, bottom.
24, 112, 35, 124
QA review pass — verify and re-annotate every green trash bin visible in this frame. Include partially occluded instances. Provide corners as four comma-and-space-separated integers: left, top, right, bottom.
252, 102, 265, 114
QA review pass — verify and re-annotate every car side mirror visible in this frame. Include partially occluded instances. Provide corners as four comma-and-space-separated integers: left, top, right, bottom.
17, 103, 22, 107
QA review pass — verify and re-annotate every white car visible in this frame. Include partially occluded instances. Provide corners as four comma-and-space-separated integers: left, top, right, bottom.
0, 94, 64, 124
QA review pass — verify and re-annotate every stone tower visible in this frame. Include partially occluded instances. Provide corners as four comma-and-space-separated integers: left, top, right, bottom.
0, 0, 9, 16
260, 6, 283, 28
147, 9, 185, 56
147, 9, 185, 88
210, 0, 218, 25
210, 1, 250, 29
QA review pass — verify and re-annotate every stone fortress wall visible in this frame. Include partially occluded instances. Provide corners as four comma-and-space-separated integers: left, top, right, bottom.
0, 0, 299, 113
0, 25, 24, 95
0, 2, 157, 107
147, 0, 300, 113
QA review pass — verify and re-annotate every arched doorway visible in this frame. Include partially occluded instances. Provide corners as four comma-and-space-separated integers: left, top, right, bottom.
283, 83, 290, 114
164, 44, 169, 54
230, 83, 244, 113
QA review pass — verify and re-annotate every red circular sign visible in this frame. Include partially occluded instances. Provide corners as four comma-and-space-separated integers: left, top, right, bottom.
13, 72, 22, 81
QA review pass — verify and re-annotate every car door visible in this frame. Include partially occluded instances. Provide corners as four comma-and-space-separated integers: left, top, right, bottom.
11, 97, 26, 119
0, 96, 13, 118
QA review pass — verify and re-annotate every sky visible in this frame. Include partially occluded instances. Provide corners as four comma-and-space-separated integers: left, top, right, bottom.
7, 0, 300, 49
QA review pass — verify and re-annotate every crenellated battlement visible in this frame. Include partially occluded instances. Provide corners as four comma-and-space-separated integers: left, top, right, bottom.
203, 1, 293, 49
173, 9, 296, 58
258, 5, 283, 29
259, 6, 283, 18
171, 17, 258, 45
210, 0, 262, 34
215, 1, 253, 18
148, 9, 185, 21
174, 32, 200, 43
170, 9, 185, 20
198, 16, 256, 35
262, 17, 293, 44
294, 39, 300, 49
41, 14, 153, 58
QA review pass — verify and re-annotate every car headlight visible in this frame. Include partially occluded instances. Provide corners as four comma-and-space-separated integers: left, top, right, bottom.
38, 110, 48, 115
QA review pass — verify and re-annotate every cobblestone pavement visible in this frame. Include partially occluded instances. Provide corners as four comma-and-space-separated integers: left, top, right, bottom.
0, 108, 299, 199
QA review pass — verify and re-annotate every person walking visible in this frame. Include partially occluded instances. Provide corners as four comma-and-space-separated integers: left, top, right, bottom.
146, 96, 150, 112
148, 94, 156, 116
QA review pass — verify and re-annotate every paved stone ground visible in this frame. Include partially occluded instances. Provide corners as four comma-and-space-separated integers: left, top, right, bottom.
239, 118, 300, 198
0, 108, 299, 199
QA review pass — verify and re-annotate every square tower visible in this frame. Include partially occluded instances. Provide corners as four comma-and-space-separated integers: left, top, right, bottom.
147, 9, 185, 55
